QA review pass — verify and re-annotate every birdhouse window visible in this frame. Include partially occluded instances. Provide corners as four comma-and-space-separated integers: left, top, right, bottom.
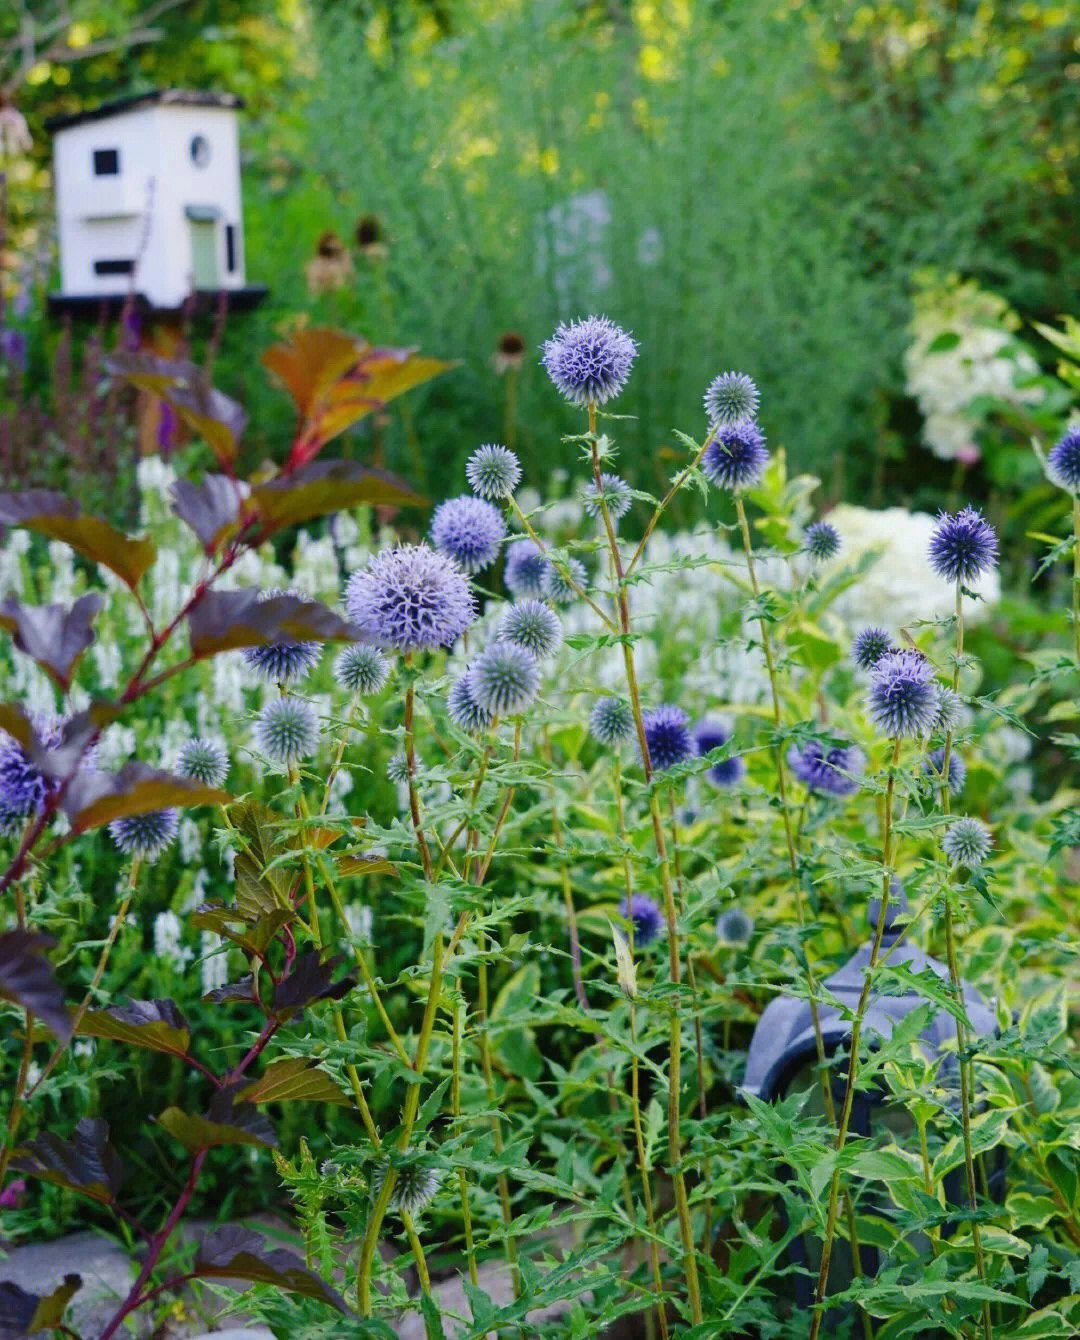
190, 134, 211, 168
92, 148, 119, 176
93, 259, 135, 276
225, 225, 237, 273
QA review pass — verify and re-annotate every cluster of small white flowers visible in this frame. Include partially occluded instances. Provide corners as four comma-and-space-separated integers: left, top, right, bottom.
200, 931, 229, 995
344, 902, 373, 943
291, 531, 340, 598
178, 816, 202, 865
904, 275, 1043, 462
153, 909, 192, 970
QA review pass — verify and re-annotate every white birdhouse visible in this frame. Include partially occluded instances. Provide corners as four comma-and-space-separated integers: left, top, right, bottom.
47, 90, 266, 314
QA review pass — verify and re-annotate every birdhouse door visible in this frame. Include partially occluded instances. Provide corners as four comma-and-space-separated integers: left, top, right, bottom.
186, 206, 220, 289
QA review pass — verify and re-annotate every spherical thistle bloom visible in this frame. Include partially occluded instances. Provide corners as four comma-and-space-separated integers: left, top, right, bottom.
923, 747, 966, 795
447, 669, 496, 735
701, 421, 769, 493
704, 371, 759, 428
503, 539, 550, 599
852, 626, 895, 672
429, 495, 507, 574
254, 698, 318, 764
716, 906, 755, 948
371, 1156, 441, 1215
931, 686, 963, 733
804, 521, 841, 561
466, 443, 521, 500
468, 641, 541, 717
693, 718, 745, 786
642, 705, 693, 771
108, 808, 179, 861
619, 893, 665, 947
927, 506, 999, 585
787, 739, 865, 797
582, 472, 632, 522
542, 315, 637, 407
241, 589, 321, 685
542, 557, 588, 606
1048, 428, 1080, 492
176, 736, 228, 788
334, 644, 390, 697
497, 599, 563, 658
386, 752, 410, 783
590, 697, 634, 746
867, 649, 939, 739
0, 716, 67, 833
345, 544, 476, 653
942, 816, 992, 868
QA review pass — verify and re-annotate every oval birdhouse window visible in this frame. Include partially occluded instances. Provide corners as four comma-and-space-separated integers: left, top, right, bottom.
190, 134, 211, 168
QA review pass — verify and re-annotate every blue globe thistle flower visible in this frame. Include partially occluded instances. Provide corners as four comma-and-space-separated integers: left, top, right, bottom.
497, 599, 563, 659
716, 906, 755, 947
922, 747, 966, 795
430, 495, 507, 574
1048, 428, 1080, 492
542, 315, 637, 406
852, 626, 895, 672
804, 521, 841, 561
241, 589, 322, 685
867, 650, 939, 738
931, 687, 963, 733
590, 697, 634, 746
468, 642, 541, 717
642, 705, 693, 771
927, 507, 999, 585
108, 808, 179, 861
692, 718, 745, 786
255, 698, 318, 764
582, 472, 632, 522
619, 893, 665, 947
371, 1156, 441, 1214
448, 670, 496, 735
386, 752, 410, 783
542, 557, 588, 606
466, 443, 521, 500
0, 716, 67, 832
503, 539, 550, 599
345, 544, 476, 653
787, 739, 865, 797
942, 816, 992, 868
703, 371, 759, 427
334, 644, 390, 697
701, 421, 769, 493
176, 737, 228, 788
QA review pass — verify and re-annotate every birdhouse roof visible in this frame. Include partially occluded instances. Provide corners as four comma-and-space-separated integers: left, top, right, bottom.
46, 89, 243, 133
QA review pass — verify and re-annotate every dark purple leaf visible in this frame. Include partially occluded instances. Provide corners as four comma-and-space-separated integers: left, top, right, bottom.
77, 998, 190, 1057
0, 594, 104, 692
273, 951, 355, 1018
169, 474, 248, 552
186, 589, 366, 660
191, 904, 293, 955
193, 1225, 347, 1311
0, 931, 70, 1040
203, 974, 258, 1005
0, 489, 155, 589
248, 459, 424, 536
11, 1117, 122, 1204
106, 353, 246, 465
28, 702, 122, 782
61, 762, 229, 833
157, 1090, 276, 1152
0, 1273, 82, 1339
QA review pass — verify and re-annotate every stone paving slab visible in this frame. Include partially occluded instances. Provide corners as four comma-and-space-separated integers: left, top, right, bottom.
0, 1230, 141, 1337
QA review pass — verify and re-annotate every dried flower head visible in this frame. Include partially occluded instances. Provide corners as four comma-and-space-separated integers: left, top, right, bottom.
867, 650, 939, 738
448, 670, 496, 735
642, 705, 693, 771
582, 472, 632, 522
176, 737, 228, 788
716, 906, 755, 947
1048, 428, 1080, 492
468, 642, 541, 717
503, 539, 550, 599
692, 718, 744, 786
255, 698, 318, 764
942, 816, 992, 867
430, 495, 507, 573
787, 739, 865, 797
928, 507, 999, 585
704, 371, 759, 427
852, 626, 895, 672
619, 893, 665, 946
590, 697, 635, 746
241, 589, 322, 685
923, 747, 966, 795
494, 330, 527, 374
345, 545, 475, 652
355, 213, 387, 257
109, 808, 179, 861
804, 521, 841, 561
497, 599, 563, 658
371, 1156, 440, 1214
334, 644, 390, 697
466, 444, 521, 500
542, 315, 637, 406
542, 557, 588, 606
701, 421, 769, 492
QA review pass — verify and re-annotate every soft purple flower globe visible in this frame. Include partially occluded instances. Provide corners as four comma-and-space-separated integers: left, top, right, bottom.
255, 698, 318, 764
345, 544, 476, 652
642, 705, 693, 771
804, 521, 840, 561
447, 670, 496, 735
542, 556, 588, 606
466, 443, 521, 500
692, 718, 744, 786
942, 816, 992, 868
334, 644, 390, 697
701, 421, 769, 492
787, 739, 865, 797
852, 627, 895, 672
109, 808, 179, 861
703, 372, 759, 427
931, 687, 963, 733
0, 716, 67, 834
386, 752, 410, 783
176, 737, 228, 788
590, 697, 634, 746
503, 540, 550, 599
430, 495, 507, 574
468, 642, 541, 717
927, 507, 999, 585
867, 650, 939, 738
241, 589, 322, 685
716, 906, 754, 947
620, 893, 665, 946
497, 600, 562, 659
582, 473, 632, 522
542, 315, 637, 406
1048, 428, 1080, 492
371, 1155, 441, 1214
923, 747, 966, 795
